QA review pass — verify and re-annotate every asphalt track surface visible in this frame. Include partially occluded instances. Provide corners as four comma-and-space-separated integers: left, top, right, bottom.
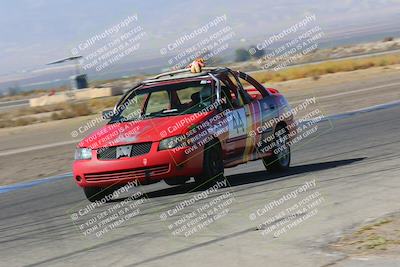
1, 102, 400, 266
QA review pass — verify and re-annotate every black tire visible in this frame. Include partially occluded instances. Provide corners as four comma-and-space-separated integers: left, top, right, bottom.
164, 177, 189, 186
194, 140, 224, 185
83, 187, 113, 202
262, 125, 291, 172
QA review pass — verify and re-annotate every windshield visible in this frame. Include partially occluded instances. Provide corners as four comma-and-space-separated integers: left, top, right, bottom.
109, 80, 215, 123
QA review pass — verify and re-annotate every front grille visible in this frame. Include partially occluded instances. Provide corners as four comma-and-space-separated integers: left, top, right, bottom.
84, 165, 170, 181
131, 142, 152, 156
97, 147, 117, 159
97, 143, 152, 160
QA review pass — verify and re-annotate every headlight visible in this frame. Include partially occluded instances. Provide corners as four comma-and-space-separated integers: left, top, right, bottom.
74, 148, 92, 160
158, 135, 186, 150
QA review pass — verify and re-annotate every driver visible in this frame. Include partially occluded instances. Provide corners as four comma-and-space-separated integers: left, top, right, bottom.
190, 92, 201, 108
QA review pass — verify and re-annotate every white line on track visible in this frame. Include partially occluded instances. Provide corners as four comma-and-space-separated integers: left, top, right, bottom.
291, 81, 400, 104
0, 140, 78, 157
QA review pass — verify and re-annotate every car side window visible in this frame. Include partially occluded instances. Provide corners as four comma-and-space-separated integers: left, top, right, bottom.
238, 76, 263, 101
220, 73, 247, 109
227, 72, 254, 104
238, 71, 268, 97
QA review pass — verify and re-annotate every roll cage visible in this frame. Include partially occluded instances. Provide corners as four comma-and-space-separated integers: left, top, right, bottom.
113, 67, 269, 114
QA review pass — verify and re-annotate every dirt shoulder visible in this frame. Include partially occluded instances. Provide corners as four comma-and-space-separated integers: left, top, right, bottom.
330, 212, 400, 258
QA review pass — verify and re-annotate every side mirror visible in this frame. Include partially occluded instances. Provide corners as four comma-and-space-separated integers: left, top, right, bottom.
102, 109, 114, 119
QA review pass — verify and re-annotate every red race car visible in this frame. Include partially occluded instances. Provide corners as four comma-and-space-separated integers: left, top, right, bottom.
73, 67, 296, 201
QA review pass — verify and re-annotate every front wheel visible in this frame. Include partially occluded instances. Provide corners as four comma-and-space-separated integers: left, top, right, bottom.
262, 125, 291, 172
194, 140, 224, 185
83, 187, 113, 202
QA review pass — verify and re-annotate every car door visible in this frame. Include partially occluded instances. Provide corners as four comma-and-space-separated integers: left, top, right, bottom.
219, 71, 255, 163
237, 71, 280, 156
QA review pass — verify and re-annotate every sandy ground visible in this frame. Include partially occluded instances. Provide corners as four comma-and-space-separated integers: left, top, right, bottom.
331, 213, 400, 256
0, 65, 399, 186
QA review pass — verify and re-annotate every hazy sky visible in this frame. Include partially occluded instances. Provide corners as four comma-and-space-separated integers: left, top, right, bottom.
0, 0, 399, 77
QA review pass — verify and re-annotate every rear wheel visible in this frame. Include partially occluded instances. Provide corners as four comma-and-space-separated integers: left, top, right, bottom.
194, 140, 224, 185
83, 187, 113, 202
262, 125, 291, 172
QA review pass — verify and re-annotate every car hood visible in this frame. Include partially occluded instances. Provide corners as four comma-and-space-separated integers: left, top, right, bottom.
78, 112, 212, 149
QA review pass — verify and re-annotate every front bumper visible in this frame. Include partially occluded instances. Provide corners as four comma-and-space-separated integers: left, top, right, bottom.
73, 143, 204, 188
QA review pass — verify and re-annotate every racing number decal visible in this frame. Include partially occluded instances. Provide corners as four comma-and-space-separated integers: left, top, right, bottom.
227, 108, 247, 139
